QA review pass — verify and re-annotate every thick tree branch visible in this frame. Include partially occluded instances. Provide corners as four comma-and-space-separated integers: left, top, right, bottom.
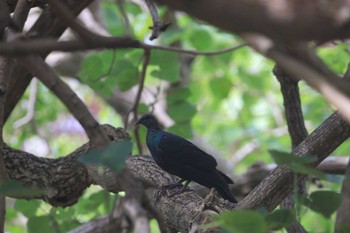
3, 124, 230, 232
154, 0, 350, 42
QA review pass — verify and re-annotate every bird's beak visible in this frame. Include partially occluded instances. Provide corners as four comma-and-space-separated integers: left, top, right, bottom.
135, 118, 141, 125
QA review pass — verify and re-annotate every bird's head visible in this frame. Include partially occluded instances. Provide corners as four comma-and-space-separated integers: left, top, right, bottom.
135, 114, 161, 129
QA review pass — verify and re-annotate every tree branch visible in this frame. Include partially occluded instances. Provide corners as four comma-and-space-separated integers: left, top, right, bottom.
154, 0, 350, 42
335, 158, 350, 232
237, 112, 350, 211
274, 66, 308, 233
17, 55, 110, 149
4, 0, 95, 123
3, 124, 230, 232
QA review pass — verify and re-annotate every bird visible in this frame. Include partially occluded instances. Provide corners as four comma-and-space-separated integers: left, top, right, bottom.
136, 114, 237, 203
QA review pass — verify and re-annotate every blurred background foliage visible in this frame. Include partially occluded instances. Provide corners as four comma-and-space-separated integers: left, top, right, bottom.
2, 1, 350, 232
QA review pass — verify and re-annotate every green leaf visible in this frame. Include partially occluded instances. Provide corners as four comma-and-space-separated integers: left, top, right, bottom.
302, 191, 342, 218
289, 163, 326, 180
167, 88, 191, 104
14, 200, 40, 218
168, 121, 193, 139
138, 103, 149, 114
102, 3, 126, 35
110, 59, 139, 91
79, 51, 113, 80
216, 210, 267, 233
269, 150, 326, 179
28, 216, 53, 233
79, 140, 133, 173
168, 101, 197, 122
269, 150, 317, 165
150, 50, 180, 82
210, 77, 232, 100
189, 28, 213, 50
265, 209, 296, 230
79, 55, 104, 79
0, 180, 44, 197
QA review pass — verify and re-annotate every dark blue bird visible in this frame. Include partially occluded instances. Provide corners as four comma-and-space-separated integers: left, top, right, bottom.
136, 114, 237, 203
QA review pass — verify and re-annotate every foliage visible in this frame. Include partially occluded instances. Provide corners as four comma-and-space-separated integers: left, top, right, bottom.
215, 209, 295, 233
79, 140, 133, 173
2, 0, 350, 232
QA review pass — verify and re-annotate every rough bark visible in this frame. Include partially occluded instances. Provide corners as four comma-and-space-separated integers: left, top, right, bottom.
275, 67, 308, 233
2, 124, 231, 232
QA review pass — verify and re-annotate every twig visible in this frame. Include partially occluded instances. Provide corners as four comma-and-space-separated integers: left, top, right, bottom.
13, 78, 38, 128
149, 43, 247, 56
144, 0, 170, 40
12, 0, 32, 30
0, 37, 142, 55
116, 0, 132, 36
47, 0, 98, 41
0, 36, 246, 56
17, 55, 110, 149
125, 48, 151, 154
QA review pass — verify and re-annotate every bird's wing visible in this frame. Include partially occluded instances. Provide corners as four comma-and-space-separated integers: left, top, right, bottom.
158, 131, 217, 171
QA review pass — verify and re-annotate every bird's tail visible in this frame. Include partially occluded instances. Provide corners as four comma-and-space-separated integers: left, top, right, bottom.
217, 170, 234, 184
215, 186, 238, 203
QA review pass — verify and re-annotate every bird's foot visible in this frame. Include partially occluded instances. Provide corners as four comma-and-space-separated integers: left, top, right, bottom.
161, 181, 183, 190
168, 185, 191, 197
159, 180, 192, 198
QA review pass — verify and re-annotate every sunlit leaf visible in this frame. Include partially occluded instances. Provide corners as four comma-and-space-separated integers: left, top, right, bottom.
210, 77, 232, 100
189, 28, 213, 50
150, 50, 180, 82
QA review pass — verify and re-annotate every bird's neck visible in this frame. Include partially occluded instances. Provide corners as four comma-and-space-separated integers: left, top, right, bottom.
146, 128, 162, 154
